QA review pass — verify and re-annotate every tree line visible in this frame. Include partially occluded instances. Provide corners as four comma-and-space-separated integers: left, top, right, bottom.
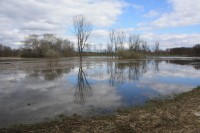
166, 44, 200, 56
0, 44, 21, 57
0, 34, 75, 58
21, 34, 75, 58
1, 35, 199, 58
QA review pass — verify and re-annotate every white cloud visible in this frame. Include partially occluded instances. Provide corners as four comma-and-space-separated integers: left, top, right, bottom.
141, 33, 200, 49
132, 4, 144, 11
90, 29, 200, 49
143, 10, 160, 18
147, 0, 200, 28
88, 29, 200, 49
138, 81, 194, 95
1, 0, 200, 49
89, 30, 109, 46
0, 0, 127, 47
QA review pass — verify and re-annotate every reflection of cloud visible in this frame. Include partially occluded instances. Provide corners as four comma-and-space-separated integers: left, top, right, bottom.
88, 75, 110, 81
87, 70, 110, 81
156, 63, 200, 79
136, 61, 200, 95
1, 59, 200, 127
143, 62, 200, 79
86, 84, 121, 108
0, 71, 121, 127
0, 71, 26, 82
138, 81, 194, 95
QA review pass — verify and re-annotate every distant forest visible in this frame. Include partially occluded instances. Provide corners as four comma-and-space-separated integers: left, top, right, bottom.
166, 44, 200, 56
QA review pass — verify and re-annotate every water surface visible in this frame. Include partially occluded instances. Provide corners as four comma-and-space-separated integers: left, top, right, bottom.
0, 57, 200, 127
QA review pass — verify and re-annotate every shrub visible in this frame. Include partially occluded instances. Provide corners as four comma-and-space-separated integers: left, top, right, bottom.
45, 49, 61, 66
118, 50, 145, 59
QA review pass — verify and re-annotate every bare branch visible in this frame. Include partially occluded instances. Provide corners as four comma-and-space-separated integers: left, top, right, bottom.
73, 15, 92, 61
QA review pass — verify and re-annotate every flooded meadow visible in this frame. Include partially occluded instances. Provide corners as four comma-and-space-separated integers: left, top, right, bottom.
0, 57, 200, 127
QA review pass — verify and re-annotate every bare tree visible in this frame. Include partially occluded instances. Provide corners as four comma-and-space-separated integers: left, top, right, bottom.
24, 34, 40, 52
108, 29, 115, 57
85, 43, 91, 52
99, 43, 103, 53
117, 30, 126, 51
109, 29, 126, 58
73, 15, 92, 61
154, 41, 160, 54
107, 43, 113, 56
113, 30, 119, 54
128, 34, 141, 51
0, 44, 20, 57
141, 40, 149, 53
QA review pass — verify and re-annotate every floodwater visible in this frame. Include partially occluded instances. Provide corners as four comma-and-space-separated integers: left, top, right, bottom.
0, 57, 200, 127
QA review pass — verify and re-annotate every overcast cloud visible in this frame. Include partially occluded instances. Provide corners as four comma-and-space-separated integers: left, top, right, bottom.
0, 0, 200, 49
0, 0, 126, 47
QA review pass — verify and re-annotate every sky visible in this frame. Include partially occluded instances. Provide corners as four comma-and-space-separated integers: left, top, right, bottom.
0, 0, 200, 49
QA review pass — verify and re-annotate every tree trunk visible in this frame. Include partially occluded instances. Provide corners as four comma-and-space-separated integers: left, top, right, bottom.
79, 51, 82, 62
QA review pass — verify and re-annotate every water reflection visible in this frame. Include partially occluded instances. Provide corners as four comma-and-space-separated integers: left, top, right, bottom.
153, 59, 160, 71
25, 67, 74, 81
0, 57, 200, 127
107, 60, 160, 87
74, 63, 92, 104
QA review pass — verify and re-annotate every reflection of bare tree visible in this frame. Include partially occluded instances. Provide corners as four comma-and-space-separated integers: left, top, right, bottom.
107, 62, 123, 87
128, 63, 140, 80
154, 60, 160, 71
74, 63, 92, 104
107, 60, 159, 87
194, 64, 200, 70
118, 61, 148, 81
141, 60, 149, 73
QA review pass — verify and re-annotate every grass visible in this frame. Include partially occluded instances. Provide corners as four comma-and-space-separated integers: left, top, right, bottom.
0, 87, 200, 133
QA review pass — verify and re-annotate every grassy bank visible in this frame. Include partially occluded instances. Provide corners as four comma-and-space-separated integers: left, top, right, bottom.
1, 87, 200, 133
